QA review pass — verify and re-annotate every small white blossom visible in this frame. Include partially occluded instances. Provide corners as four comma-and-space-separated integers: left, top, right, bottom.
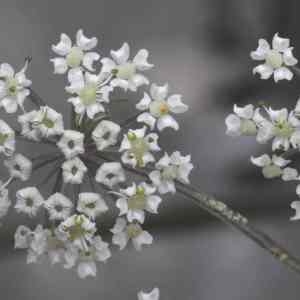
0, 119, 15, 156
150, 151, 193, 194
4, 153, 32, 181
111, 217, 153, 251
101, 42, 153, 91
251, 33, 297, 82
120, 127, 160, 168
14, 225, 31, 249
58, 214, 96, 251
138, 288, 160, 300
282, 167, 299, 181
115, 182, 161, 224
225, 104, 257, 137
57, 130, 84, 159
136, 83, 188, 131
0, 62, 31, 113
95, 162, 126, 188
51, 29, 99, 74
77, 192, 108, 219
15, 187, 44, 217
62, 157, 87, 184
92, 120, 120, 151
18, 110, 41, 141
0, 183, 10, 218
31, 106, 64, 137
45, 193, 73, 221
66, 68, 113, 119
251, 154, 290, 179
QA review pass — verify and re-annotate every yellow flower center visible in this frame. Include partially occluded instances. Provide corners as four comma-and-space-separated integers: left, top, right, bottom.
0, 133, 9, 145
79, 84, 97, 105
266, 50, 283, 68
126, 223, 142, 238
128, 187, 146, 210
149, 100, 169, 117
115, 63, 136, 80
66, 47, 84, 68
6, 78, 18, 97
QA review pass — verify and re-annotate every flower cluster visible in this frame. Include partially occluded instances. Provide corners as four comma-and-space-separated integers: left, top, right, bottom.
226, 32, 300, 221
0, 29, 193, 280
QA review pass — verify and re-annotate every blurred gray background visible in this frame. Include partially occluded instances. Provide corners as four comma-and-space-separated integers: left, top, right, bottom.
0, 0, 300, 299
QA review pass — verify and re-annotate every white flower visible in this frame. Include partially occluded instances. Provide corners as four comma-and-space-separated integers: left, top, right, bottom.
18, 110, 42, 141
51, 29, 99, 74
62, 157, 87, 184
250, 33, 297, 82
45, 193, 73, 221
66, 68, 113, 119
101, 42, 153, 91
290, 201, 300, 221
136, 83, 188, 131
57, 130, 85, 159
111, 217, 153, 251
254, 107, 300, 151
4, 153, 32, 181
76, 235, 111, 279
31, 106, 64, 137
250, 154, 290, 179
225, 104, 257, 137
115, 182, 161, 224
15, 187, 44, 217
14, 225, 31, 249
138, 288, 160, 300
0, 62, 31, 113
77, 192, 108, 219
282, 167, 299, 181
58, 214, 96, 251
150, 151, 193, 194
0, 183, 10, 218
95, 162, 126, 188
119, 127, 160, 168
0, 119, 15, 156
26, 225, 49, 264
92, 120, 120, 151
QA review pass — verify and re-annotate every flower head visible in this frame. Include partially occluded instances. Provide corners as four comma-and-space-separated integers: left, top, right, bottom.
0, 62, 31, 113
101, 42, 153, 91
57, 130, 85, 159
51, 29, 99, 74
95, 162, 126, 188
92, 120, 120, 151
0, 119, 15, 156
136, 83, 188, 131
120, 126, 160, 168
66, 69, 113, 119
15, 187, 44, 217
251, 33, 297, 82
4, 153, 32, 181
115, 182, 161, 224
77, 192, 108, 220
18, 110, 42, 141
45, 193, 73, 221
150, 151, 193, 194
111, 217, 153, 251
62, 157, 87, 184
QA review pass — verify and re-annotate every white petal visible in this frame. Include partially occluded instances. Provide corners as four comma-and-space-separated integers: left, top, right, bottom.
136, 92, 152, 110
133, 49, 154, 71
290, 201, 300, 221
272, 155, 290, 167
146, 195, 162, 213
129, 74, 149, 90
296, 184, 300, 196
77, 261, 97, 279
283, 48, 298, 66
273, 67, 293, 82
100, 57, 116, 73
127, 210, 145, 223
50, 58, 68, 74
250, 39, 270, 60
250, 154, 271, 167
282, 167, 298, 181
167, 94, 188, 114
52, 33, 72, 56
1, 97, 18, 113
225, 114, 241, 137
111, 42, 130, 64
110, 78, 129, 91
150, 83, 168, 100
157, 115, 179, 131
112, 232, 128, 250
82, 52, 100, 71
76, 29, 98, 51
233, 104, 254, 119
86, 103, 104, 119
110, 217, 127, 234
138, 288, 160, 300
272, 33, 290, 52
253, 64, 273, 79
116, 198, 128, 216
132, 231, 153, 251
137, 112, 156, 130
0, 63, 14, 78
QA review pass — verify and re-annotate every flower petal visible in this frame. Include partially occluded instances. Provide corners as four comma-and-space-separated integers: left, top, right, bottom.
273, 67, 293, 82
167, 94, 188, 114
111, 42, 130, 65
283, 48, 298, 66
253, 64, 273, 79
76, 29, 98, 51
290, 201, 300, 221
50, 58, 68, 74
272, 33, 290, 52
136, 92, 152, 111
137, 112, 156, 129
133, 49, 154, 71
157, 115, 179, 131
150, 83, 168, 100
250, 39, 270, 60
250, 154, 271, 167
52, 33, 72, 56
82, 52, 100, 71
